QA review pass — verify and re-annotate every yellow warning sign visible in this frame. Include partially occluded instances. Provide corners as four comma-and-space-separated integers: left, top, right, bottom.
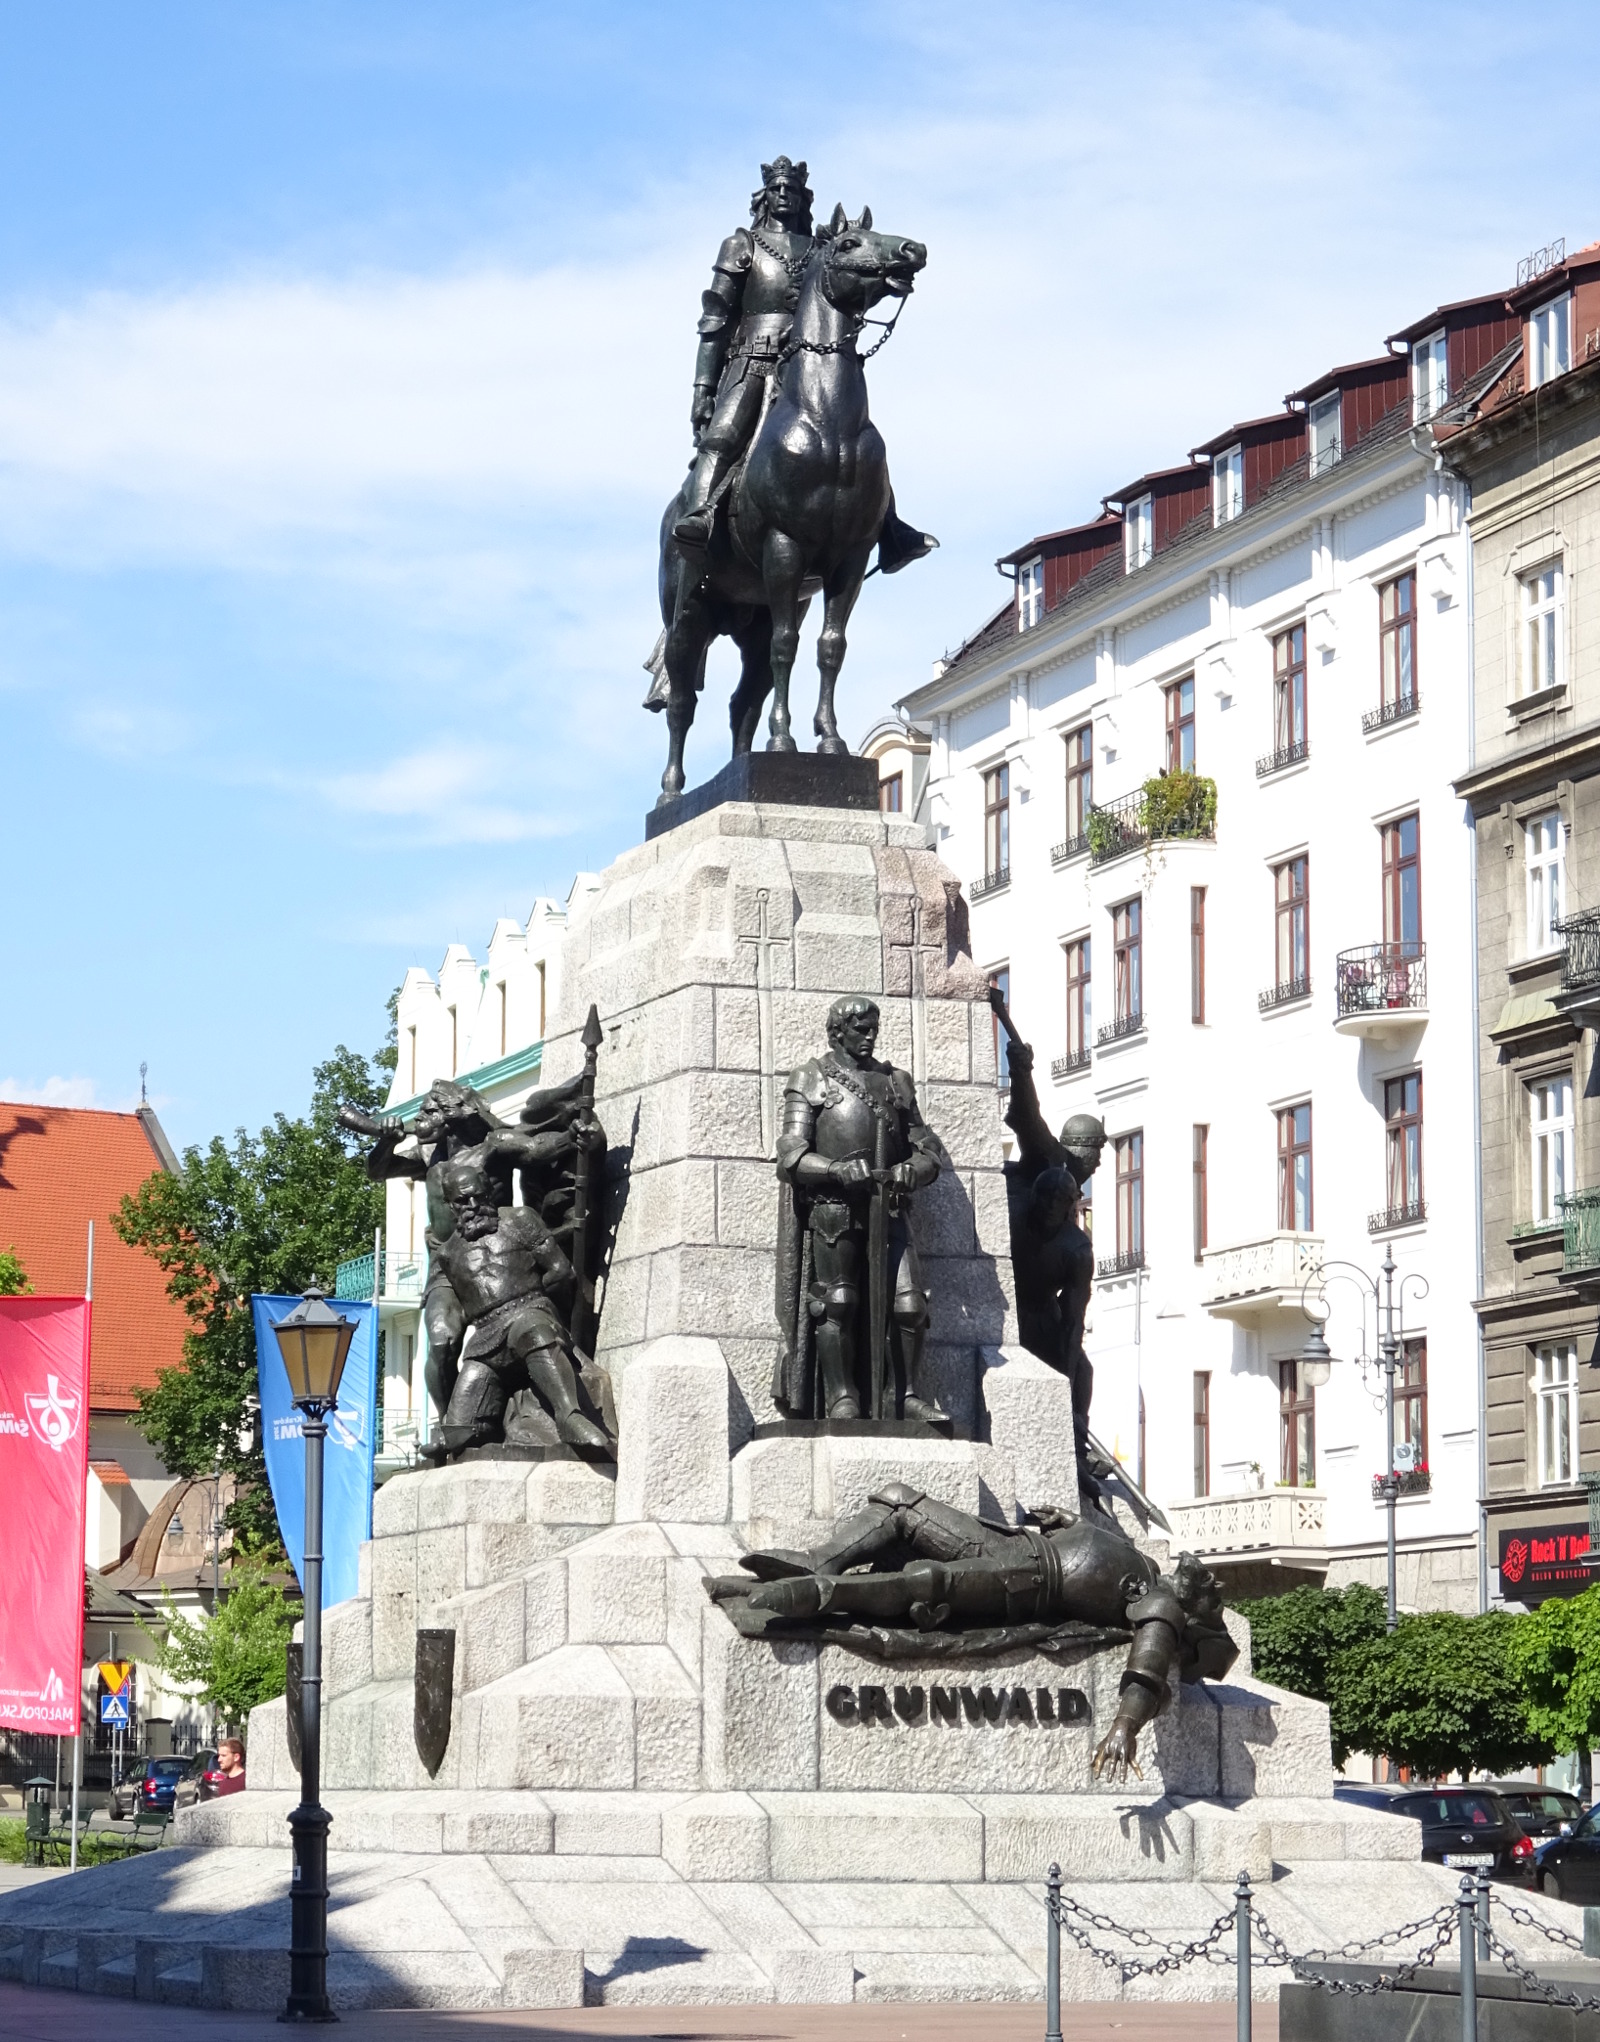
98, 1660, 132, 1695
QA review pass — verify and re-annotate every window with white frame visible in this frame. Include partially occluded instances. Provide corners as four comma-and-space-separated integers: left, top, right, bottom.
1412, 329, 1448, 420
1529, 1073, 1575, 1225
1536, 1344, 1579, 1486
1525, 810, 1566, 955
1518, 562, 1564, 697
1017, 557, 1043, 632
1124, 495, 1153, 572
1308, 392, 1341, 474
1530, 294, 1572, 388
1212, 446, 1243, 526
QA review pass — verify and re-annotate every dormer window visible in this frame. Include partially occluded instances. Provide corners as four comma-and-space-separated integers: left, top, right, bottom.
1308, 393, 1341, 475
1412, 329, 1448, 421
1017, 557, 1043, 632
1211, 446, 1242, 526
1530, 293, 1571, 387
1125, 495, 1153, 571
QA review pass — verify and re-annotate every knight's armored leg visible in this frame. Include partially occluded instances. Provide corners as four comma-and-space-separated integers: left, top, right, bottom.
737, 1496, 909, 1582
876, 488, 939, 576
891, 1232, 947, 1425
811, 1227, 864, 1420
673, 374, 763, 550
437, 1355, 510, 1459
517, 1331, 612, 1452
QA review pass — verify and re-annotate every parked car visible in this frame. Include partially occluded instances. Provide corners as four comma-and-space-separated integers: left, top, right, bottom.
1533, 1806, 1600, 1903
106, 1758, 156, 1821
1480, 1782, 1585, 1842
176, 1749, 217, 1809
132, 1755, 193, 1814
1334, 1781, 1535, 1883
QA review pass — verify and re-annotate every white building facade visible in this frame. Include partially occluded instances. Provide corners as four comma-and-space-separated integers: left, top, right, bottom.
337, 881, 598, 1470
901, 295, 1523, 1611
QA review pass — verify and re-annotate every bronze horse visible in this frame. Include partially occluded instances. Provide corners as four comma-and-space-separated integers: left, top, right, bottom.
647, 204, 928, 805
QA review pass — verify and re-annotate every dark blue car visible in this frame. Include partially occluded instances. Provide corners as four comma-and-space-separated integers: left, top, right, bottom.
137, 1756, 192, 1812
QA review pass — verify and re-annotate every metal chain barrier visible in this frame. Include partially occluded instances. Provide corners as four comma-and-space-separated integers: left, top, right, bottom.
1496, 1897, 1591, 1955
1251, 1896, 1460, 1994
1482, 1920, 1600, 2014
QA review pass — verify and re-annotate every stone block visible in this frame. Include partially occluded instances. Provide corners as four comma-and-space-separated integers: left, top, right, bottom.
923, 1250, 1011, 1350
769, 1949, 856, 2003
793, 921, 883, 995
527, 1459, 616, 1527
665, 1552, 709, 1684
923, 1080, 1006, 1170
417, 1524, 468, 1607
614, 1643, 702, 1788
629, 1159, 718, 1253
476, 1647, 635, 1790
418, 1461, 531, 1530
370, 1676, 460, 1791
322, 1596, 374, 1701
567, 1551, 667, 1643
466, 1518, 583, 1588
1151, 1681, 1221, 1798
978, 1794, 1196, 1882
450, 1578, 527, 1692
246, 1695, 296, 1790
703, 1604, 818, 1791
912, 1168, 979, 1255
682, 1070, 766, 1159
616, 1336, 730, 1524
373, 1471, 424, 1537
1215, 1680, 1334, 1800
814, 1434, 981, 1520
760, 1790, 984, 1883
971, 1443, 1018, 1524
921, 997, 972, 1082
357, 1541, 372, 1599
545, 1789, 674, 1855
715, 1159, 780, 1249
440, 1792, 554, 1854
1222, 1606, 1252, 1678
322, 1685, 376, 1790
501, 1947, 586, 2009
1185, 1803, 1273, 1881
732, 1435, 814, 1535
982, 1348, 1078, 1512
669, 1246, 775, 1343
661, 1792, 770, 1880
524, 1556, 569, 1659
713, 986, 762, 1072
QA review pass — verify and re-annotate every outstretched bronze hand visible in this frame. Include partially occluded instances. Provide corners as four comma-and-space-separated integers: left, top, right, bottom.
1091, 1717, 1145, 1783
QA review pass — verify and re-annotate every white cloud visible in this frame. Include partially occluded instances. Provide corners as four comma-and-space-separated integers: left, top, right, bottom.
315, 741, 572, 846
0, 1076, 104, 1110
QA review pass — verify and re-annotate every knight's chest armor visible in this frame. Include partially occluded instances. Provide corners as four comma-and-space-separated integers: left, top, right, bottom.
738, 230, 811, 323
813, 1063, 907, 1163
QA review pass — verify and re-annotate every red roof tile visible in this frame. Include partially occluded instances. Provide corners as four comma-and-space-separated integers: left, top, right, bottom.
0, 1103, 188, 1411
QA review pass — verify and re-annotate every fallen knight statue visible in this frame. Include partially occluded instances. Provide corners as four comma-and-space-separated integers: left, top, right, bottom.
705, 1483, 1236, 1780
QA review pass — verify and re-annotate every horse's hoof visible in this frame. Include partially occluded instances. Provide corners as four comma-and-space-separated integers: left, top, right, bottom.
655, 787, 683, 810
766, 735, 798, 754
815, 737, 849, 757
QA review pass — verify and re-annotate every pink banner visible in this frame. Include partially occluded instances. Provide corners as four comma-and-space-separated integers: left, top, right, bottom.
0, 1298, 91, 1733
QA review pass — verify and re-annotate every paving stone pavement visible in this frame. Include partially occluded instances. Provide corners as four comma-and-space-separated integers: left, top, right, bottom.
0, 1979, 1277, 2038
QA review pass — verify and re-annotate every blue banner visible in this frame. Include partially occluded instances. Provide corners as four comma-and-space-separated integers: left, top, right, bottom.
251, 1295, 377, 1610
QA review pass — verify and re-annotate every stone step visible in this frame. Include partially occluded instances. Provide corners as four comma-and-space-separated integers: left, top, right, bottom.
464, 1643, 701, 1791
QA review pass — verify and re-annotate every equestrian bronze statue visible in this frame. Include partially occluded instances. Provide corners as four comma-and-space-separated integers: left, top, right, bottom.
645, 156, 937, 805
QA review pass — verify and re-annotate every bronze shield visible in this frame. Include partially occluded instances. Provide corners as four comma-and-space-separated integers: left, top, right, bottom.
285, 1641, 303, 1775
414, 1628, 456, 1778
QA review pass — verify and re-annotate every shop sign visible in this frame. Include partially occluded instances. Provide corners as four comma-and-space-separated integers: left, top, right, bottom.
1497, 1519, 1596, 1602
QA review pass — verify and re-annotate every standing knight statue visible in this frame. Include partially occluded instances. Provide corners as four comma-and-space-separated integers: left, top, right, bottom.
773, 996, 949, 1425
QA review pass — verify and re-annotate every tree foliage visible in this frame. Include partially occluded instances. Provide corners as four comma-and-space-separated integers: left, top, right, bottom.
1332, 1611, 1549, 1777
113, 1046, 388, 1558
0, 1247, 32, 1296
147, 1555, 300, 1729
1509, 1585, 1600, 1762
1239, 1584, 1388, 1705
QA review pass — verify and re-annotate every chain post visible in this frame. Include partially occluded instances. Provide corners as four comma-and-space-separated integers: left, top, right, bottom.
1235, 1869, 1252, 2042
1044, 1862, 1062, 2042
1458, 1875, 1477, 2042
1475, 1867, 1490, 1964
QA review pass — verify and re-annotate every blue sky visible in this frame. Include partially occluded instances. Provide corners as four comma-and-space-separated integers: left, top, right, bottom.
4, 2, 1600, 1149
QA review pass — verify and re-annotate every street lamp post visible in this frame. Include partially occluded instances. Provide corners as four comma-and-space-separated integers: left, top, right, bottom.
1300, 1245, 1426, 1637
272, 1285, 356, 2026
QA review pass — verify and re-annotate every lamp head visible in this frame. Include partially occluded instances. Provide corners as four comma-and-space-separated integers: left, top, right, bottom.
273, 1284, 356, 1411
1298, 1322, 1335, 1389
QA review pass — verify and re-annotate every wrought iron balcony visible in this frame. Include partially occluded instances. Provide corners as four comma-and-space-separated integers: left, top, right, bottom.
334, 1249, 425, 1302
1097, 1009, 1145, 1046
1372, 1468, 1431, 1499
1368, 1199, 1426, 1234
1256, 737, 1309, 778
1051, 1047, 1090, 1079
1051, 832, 1090, 866
1259, 975, 1311, 1012
1086, 775, 1217, 865
1361, 689, 1420, 734
1558, 1189, 1600, 1277
970, 866, 1010, 902
1554, 909, 1600, 1024
1334, 942, 1427, 1035
1096, 1249, 1145, 1279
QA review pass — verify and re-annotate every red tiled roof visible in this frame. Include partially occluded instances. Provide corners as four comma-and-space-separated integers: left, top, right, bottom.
0, 1103, 188, 1411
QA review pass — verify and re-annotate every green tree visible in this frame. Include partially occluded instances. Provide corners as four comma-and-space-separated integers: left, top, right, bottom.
1237, 1584, 1388, 1705
1332, 1610, 1551, 1777
1509, 1584, 1600, 1799
0, 1246, 32, 1296
147, 1555, 300, 1729
114, 1046, 388, 1559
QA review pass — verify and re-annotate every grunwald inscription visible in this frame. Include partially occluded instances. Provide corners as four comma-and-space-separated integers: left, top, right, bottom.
825, 1682, 1090, 1728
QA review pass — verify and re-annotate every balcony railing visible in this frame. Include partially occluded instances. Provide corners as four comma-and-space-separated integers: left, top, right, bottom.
1051, 832, 1090, 866
1369, 1199, 1426, 1234
1086, 774, 1217, 865
1097, 1249, 1145, 1279
1361, 689, 1420, 734
970, 866, 1010, 902
1199, 1231, 1324, 1318
1164, 1487, 1327, 1558
1259, 975, 1311, 1012
1372, 1469, 1431, 1499
1051, 1047, 1090, 1079
334, 1250, 425, 1302
1097, 1009, 1145, 1046
1335, 942, 1427, 1021
1256, 737, 1310, 778
1559, 1189, 1600, 1274
1558, 909, 1600, 996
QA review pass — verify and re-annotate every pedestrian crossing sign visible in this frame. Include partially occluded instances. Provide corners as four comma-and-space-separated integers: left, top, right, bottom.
100, 1693, 130, 1726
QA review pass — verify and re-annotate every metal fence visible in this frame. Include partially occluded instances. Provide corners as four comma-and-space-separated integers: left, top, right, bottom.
1040, 1862, 1600, 2041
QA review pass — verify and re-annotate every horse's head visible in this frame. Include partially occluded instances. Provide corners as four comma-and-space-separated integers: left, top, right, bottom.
813, 202, 926, 315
